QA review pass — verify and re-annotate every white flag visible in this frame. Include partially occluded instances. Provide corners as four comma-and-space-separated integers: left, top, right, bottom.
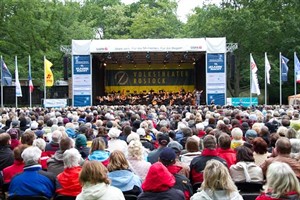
265, 54, 271, 84
250, 54, 260, 95
15, 57, 22, 97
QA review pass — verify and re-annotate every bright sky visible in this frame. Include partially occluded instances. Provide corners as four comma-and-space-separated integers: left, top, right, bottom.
121, 0, 221, 23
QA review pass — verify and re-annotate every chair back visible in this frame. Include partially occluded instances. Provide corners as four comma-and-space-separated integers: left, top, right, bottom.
54, 195, 77, 200
241, 193, 261, 200
8, 196, 50, 200
124, 194, 138, 200
192, 182, 202, 193
235, 182, 263, 193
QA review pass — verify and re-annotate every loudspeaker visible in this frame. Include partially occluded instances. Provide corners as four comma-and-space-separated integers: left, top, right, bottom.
63, 56, 68, 80
230, 54, 235, 80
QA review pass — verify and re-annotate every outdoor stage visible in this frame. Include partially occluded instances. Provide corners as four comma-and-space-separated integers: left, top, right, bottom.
72, 38, 226, 106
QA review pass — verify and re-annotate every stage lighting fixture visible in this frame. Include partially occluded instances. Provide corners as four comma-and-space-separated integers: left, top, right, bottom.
146, 52, 151, 64
164, 52, 171, 63
107, 53, 112, 60
126, 52, 133, 62
183, 52, 188, 60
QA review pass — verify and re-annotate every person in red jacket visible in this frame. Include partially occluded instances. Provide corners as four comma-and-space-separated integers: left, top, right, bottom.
2, 144, 27, 183
56, 148, 82, 197
138, 162, 184, 200
217, 133, 236, 168
256, 162, 300, 200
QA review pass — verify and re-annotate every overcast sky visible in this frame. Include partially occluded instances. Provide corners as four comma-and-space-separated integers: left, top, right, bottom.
121, 0, 221, 22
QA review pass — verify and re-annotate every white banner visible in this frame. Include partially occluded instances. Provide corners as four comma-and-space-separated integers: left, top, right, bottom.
87, 38, 207, 53
44, 99, 67, 108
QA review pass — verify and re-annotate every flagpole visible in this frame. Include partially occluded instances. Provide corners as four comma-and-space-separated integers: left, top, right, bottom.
44, 56, 46, 107
265, 52, 267, 105
15, 56, 18, 108
250, 53, 252, 106
294, 52, 297, 105
280, 52, 282, 105
0, 55, 3, 108
29, 55, 32, 108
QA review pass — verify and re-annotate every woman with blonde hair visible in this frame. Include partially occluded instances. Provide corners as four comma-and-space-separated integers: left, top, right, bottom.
76, 160, 125, 200
191, 159, 243, 200
256, 162, 300, 200
107, 150, 142, 196
127, 140, 151, 181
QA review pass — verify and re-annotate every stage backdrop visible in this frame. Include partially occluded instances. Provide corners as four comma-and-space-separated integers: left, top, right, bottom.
104, 63, 194, 93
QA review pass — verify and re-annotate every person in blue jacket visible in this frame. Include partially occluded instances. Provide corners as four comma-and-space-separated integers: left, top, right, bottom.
8, 146, 56, 199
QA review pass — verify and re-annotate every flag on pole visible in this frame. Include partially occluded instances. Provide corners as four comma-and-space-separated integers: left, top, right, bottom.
295, 54, 300, 84
250, 54, 261, 95
281, 55, 289, 82
45, 59, 54, 87
265, 54, 271, 84
1, 60, 12, 86
28, 58, 34, 92
15, 58, 22, 97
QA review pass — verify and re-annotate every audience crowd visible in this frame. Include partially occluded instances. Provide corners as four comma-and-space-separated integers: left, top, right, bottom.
0, 104, 300, 199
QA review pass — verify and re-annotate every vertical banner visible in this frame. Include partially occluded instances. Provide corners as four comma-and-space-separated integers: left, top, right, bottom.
206, 53, 226, 105
72, 55, 92, 107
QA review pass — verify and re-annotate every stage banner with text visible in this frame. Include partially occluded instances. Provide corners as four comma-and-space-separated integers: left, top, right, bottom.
206, 53, 226, 105
72, 55, 92, 107
106, 69, 194, 86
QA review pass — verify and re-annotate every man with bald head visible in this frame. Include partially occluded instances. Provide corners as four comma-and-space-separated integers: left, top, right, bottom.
260, 137, 300, 178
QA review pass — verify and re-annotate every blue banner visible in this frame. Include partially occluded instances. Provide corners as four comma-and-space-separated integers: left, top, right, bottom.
231, 97, 258, 107
207, 53, 225, 73
73, 55, 91, 74
207, 93, 225, 105
74, 95, 91, 107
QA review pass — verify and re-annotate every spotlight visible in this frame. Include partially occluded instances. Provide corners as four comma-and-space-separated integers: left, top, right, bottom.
103, 62, 107, 67
107, 53, 112, 60
146, 52, 151, 64
126, 52, 133, 61
164, 52, 171, 63
183, 52, 188, 60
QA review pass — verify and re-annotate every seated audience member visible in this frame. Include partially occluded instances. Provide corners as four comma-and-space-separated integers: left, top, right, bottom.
127, 140, 151, 181
108, 150, 142, 196
230, 127, 244, 149
7, 128, 20, 150
229, 145, 264, 183
138, 162, 185, 200
180, 137, 201, 166
2, 144, 27, 183
75, 134, 90, 159
244, 129, 258, 149
256, 162, 300, 200
0, 133, 14, 171
159, 147, 193, 200
190, 135, 227, 184
253, 137, 271, 166
76, 160, 125, 200
107, 127, 128, 154
8, 146, 56, 199
56, 148, 82, 197
261, 137, 300, 179
217, 133, 237, 168
33, 138, 49, 170
148, 133, 170, 164
167, 141, 190, 178
191, 160, 243, 200
21, 130, 36, 145
87, 137, 110, 167
48, 137, 75, 176
45, 130, 62, 156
